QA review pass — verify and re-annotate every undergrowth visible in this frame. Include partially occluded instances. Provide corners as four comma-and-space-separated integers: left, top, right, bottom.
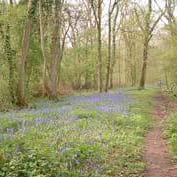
0, 88, 156, 177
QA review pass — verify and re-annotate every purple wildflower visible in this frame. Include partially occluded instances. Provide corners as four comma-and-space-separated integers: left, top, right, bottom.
7, 128, 14, 137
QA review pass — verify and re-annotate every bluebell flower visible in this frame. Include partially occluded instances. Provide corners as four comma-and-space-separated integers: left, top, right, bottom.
7, 128, 14, 137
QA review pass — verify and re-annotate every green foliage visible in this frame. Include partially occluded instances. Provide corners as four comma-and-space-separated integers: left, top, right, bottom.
0, 113, 150, 177
0, 116, 21, 133
127, 87, 156, 116
155, 24, 177, 95
28, 0, 38, 18
0, 149, 60, 177
164, 113, 177, 159
0, 4, 26, 110
0, 89, 155, 177
71, 109, 98, 119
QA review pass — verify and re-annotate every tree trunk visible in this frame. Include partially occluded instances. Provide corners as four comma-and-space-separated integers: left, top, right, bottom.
49, 35, 60, 100
105, 12, 111, 92
110, 27, 116, 89
139, 41, 148, 89
1, 0, 15, 103
97, 0, 103, 92
5, 25, 16, 103
16, 0, 36, 106
109, 2, 119, 89
39, 0, 47, 96
48, 1, 62, 100
57, 22, 70, 91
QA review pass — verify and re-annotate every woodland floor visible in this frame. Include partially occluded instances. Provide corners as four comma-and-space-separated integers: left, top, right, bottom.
143, 91, 177, 177
2, 89, 177, 176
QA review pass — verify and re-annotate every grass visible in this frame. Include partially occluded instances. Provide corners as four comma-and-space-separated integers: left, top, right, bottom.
127, 87, 156, 114
0, 88, 156, 177
161, 88, 177, 161
164, 112, 177, 160
106, 87, 156, 177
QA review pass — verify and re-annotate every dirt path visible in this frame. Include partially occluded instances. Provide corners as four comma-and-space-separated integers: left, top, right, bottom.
143, 92, 177, 177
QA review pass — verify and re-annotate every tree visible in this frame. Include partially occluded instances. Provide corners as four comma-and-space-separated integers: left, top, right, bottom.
47, 0, 72, 100
165, 0, 176, 25
1, 0, 16, 103
110, 1, 121, 88
105, 0, 118, 92
38, 0, 47, 96
105, 0, 125, 90
90, 0, 103, 92
155, 0, 177, 92
16, 0, 38, 106
135, 0, 165, 89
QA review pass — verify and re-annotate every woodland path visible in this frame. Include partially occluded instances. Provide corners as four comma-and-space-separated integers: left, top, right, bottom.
143, 92, 177, 177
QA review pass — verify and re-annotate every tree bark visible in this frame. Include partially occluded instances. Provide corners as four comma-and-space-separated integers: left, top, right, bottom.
16, 0, 37, 106
90, 0, 103, 92
97, 0, 103, 92
5, 25, 16, 103
139, 40, 148, 89
109, 1, 120, 89
105, 11, 111, 92
48, 0, 63, 100
39, 0, 47, 96
110, 28, 116, 89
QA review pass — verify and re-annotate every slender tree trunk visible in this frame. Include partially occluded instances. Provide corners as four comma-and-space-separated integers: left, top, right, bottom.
139, 40, 148, 89
48, 1, 62, 100
84, 37, 90, 88
49, 35, 60, 100
118, 38, 121, 87
139, 0, 151, 89
90, 0, 103, 92
4, 0, 15, 103
132, 56, 137, 87
110, 2, 119, 89
17, 0, 36, 106
39, 0, 47, 96
97, 0, 103, 92
105, 12, 111, 92
57, 23, 70, 90
5, 25, 16, 103
110, 28, 116, 89
137, 0, 160, 90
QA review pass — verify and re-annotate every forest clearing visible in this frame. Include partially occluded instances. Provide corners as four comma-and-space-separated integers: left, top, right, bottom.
1, 0, 177, 176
